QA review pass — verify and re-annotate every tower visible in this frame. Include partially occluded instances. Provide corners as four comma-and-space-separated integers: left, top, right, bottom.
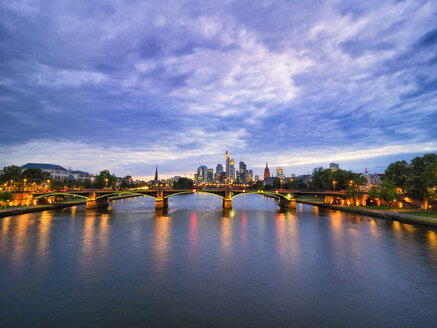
264, 162, 270, 179
154, 165, 159, 182
226, 148, 230, 182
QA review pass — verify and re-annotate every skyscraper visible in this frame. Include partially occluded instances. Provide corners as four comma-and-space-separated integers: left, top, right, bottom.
264, 162, 270, 179
330, 163, 339, 171
229, 159, 235, 183
207, 169, 214, 183
225, 149, 230, 182
276, 167, 284, 180
197, 166, 207, 183
215, 164, 223, 183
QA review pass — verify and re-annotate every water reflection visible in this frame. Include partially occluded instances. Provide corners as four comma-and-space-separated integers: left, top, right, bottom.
221, 217, 232, 260
189, 212, 198, 259
240, 212, 248, 250
275, 212, 287, 261
153, 216, 171, 273
37, 211, 52, 264
0, 217, 12, 256
80, 212, 96, 269
99, 214, 110, 250
427, 231, 437, 250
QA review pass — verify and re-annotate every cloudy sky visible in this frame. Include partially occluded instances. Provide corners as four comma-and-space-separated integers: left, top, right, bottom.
1, 0, 436, 179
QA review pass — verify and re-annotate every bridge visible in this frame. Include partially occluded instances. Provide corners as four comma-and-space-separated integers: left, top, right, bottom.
31, 188, 301, 209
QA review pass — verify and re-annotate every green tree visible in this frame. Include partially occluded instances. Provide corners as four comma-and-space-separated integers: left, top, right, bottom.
0, 165, 23, 184
173, 177, 194, 189
383, 160, 412, 191
22, 168, 50, 184
310, 167, 332, 190
0, 191, 14, 207
367, 186, 379, 201
93, 170, 117, 189
378, 179, 399, 208
345, 185, 364, 206
405, 154, 437, 208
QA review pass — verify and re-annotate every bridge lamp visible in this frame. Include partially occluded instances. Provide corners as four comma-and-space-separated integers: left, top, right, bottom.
242, 189, 246, 193
192, 189, 197, 193
275, 190, 279, 194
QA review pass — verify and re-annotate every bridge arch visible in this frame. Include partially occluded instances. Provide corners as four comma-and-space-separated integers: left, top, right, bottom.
94, 191, 157, 200
231, 191, 293, 200
33, 192, 88, 200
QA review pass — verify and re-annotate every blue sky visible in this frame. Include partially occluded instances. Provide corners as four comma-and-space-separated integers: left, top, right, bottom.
1, 0, 436, 179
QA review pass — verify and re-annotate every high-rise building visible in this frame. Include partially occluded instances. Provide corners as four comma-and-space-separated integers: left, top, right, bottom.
226, 149, 230, 182
207, 169, 214, 183
238, 161, 247, 183
264, 162, 270, 179
329, 163, 339, 171
254, 175, 259, 181
216, 164, 223, 175
248, 170, 253, 182
276, 167, 284, 180
229, 159, 235, 183
197, 166, 207, 183
215, 164, 224, 183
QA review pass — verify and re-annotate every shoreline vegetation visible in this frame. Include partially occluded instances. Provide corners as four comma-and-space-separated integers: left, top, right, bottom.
0, 193, 435, 228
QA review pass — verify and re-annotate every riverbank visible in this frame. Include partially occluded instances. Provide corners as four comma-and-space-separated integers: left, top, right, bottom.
296, 199, 437, 228
0, 194, 141, 218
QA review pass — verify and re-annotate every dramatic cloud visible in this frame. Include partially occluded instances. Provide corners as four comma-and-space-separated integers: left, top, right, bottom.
1, 0, 436, 178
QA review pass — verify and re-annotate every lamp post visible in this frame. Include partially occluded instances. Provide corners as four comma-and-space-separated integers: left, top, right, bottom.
333, 180, 337, 191
23, 178, 27, 191
10, 180, 13, 192
105, 178, 108, 189
47, 179, 50, 191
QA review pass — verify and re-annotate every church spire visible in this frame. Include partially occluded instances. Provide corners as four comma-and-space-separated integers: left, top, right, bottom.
154, 165, 159, 182
264, 161, 270, 179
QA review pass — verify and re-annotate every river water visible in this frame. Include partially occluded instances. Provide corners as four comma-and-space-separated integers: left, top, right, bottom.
1, 194, 436, 327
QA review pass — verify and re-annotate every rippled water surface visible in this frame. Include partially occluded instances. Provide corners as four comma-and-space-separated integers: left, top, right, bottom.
1, 194, 437, 327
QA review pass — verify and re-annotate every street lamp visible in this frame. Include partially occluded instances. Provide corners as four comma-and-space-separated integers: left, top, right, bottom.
105, 178, 108, 189
333, 180, 337, 191
23, 178, 27, 191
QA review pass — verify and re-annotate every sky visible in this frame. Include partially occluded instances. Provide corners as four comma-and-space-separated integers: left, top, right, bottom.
1, 0, 436, 180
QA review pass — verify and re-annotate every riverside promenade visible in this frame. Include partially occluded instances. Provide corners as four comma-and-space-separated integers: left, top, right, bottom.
296, 199, 437, 228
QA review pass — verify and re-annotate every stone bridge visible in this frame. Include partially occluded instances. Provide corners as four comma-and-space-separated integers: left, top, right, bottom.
32, 188, 298, 209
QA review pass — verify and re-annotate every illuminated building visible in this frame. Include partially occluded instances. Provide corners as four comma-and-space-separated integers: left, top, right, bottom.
229, 159, 235, 183
276, 167, 284, 180
226, 149, 230, 182
207, 169, 214, 183
329, 163, 339, 171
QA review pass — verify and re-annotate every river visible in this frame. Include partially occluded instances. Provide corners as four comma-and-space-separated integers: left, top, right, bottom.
1, 194, 436, 327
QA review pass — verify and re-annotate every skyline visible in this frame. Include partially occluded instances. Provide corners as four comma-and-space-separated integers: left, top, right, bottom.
1, 1, 436, 179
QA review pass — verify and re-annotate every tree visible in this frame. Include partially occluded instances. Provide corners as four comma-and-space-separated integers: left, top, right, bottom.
0, 191, 13, 207
405, 154, 437, 209
173, 177, 194, 189
94, 170, 117, 189
345, 185, 364, 206
22, 168, 50, 184
0, 165, 23, 184
310, 167, 332, 190
383, 160, 412, 191
367, 186, 379, 201
378, 179, 399, 208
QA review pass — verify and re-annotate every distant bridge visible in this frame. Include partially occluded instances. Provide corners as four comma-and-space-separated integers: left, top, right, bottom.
29, 188, 358, 210
31, 188, 309, 209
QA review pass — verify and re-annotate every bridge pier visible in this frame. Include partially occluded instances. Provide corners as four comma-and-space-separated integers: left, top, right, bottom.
278, 197, 296, 209
86, 192, 109, 209
155, 191, 169, 209
223, 191, 232, 209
